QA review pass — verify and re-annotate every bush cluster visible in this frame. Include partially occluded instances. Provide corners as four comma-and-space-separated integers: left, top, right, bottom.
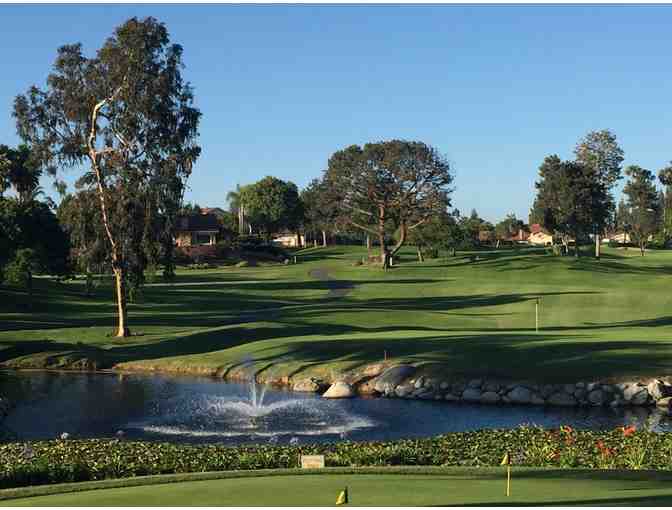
2, 426, 672, 490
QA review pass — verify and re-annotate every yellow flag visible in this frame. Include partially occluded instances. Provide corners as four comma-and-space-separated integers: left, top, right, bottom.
500, 452, 510, 466
336, 487, 349, 505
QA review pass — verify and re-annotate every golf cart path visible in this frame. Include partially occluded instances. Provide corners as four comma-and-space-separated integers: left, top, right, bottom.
308, 267, 354, 298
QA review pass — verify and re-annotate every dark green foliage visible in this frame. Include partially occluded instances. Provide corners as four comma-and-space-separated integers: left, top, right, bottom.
240, 177, 304, 240
0, 198, 70, 281
0, 145, 42, 204
13, 16, 201, 336
0, 427, 668, 490
623, 165, 660, 255
324, 140, 453, 268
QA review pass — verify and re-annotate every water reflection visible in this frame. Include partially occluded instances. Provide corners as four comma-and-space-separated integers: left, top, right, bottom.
2, 370, 672, 445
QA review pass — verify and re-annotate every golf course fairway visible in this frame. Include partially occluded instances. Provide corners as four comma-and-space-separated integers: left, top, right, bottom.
3, 468, 672, 506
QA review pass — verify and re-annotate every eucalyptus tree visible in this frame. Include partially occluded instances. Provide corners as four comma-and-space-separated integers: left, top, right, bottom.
574, 129, 625, 258
13, 17, 201, 336
324, 140, 453, 269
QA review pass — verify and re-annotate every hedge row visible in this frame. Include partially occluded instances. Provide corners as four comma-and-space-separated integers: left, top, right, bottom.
2, 426, 671, 489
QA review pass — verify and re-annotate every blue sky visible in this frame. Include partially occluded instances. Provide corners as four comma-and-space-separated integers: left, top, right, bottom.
1, 4, 671, 222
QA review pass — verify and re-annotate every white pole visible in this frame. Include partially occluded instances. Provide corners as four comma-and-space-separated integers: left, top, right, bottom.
535, 298, 539, 333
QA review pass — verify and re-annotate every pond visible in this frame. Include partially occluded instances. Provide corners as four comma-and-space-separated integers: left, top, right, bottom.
2, 371, 671, 445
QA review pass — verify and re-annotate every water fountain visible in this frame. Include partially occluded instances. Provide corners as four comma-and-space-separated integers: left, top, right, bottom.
125, 360, 377, 443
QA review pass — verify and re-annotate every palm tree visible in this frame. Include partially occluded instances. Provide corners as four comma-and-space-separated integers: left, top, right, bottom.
226, 184, 250, 234
0, 144, 42, 205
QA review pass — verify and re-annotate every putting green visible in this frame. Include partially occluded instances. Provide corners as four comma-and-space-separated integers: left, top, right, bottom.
3, 468, 672, 506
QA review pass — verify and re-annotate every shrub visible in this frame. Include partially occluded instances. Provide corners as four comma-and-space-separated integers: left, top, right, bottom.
0, 427, 669, 490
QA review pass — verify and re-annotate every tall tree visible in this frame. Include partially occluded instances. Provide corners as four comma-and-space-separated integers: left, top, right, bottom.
324, 140, 453, 269
240, 176, 303, 242
226, 184, 250, 235
14, 17, 201, 336
658, 163, 672, 242
301, 178, 337, 247
574, 129, 625, 258
532, 155, 604, 257
623, 165, 659, 256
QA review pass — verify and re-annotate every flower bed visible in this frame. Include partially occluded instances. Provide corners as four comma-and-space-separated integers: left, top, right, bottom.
2, 426, 671, 489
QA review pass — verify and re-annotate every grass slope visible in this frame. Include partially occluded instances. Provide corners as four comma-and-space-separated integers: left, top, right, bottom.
3, 468, 672, 506
2, 245, 672, 382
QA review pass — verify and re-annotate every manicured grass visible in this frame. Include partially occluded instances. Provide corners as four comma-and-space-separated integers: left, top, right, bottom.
2, 245, 672, 382
4, 467, 672, 506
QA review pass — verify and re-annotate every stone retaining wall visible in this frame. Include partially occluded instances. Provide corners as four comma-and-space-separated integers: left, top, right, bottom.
305, 364, 672, 409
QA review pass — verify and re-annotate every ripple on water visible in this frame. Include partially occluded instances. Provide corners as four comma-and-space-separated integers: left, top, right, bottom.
127, 393, 376, 440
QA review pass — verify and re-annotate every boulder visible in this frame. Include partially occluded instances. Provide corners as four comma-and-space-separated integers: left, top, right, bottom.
480, 391, 500, 404
467, 379, 482, 389
394, 384, 414, 398
362, 363, 387, 377
623, 383, 645, 402
414, 377, 425, 389
322, 381, 355, 399
530, 394, 546, 406
356, 379, 378, 395
656, 396, 672, 409
293, 378, 328, 393
439, 381, 450, 390
647, 380, 672, 401
451, 381, 467, 395
444, 394, 460, 402
631, 389, 650, 406
508, 386, 532, 404
540, 384, 557, 399
564, 384, 577, 394
588, 389, 605, 406
484, 381, 501, 393
462, 388, 482, 402
547, 392, 577, 407
372, 365, 416, 394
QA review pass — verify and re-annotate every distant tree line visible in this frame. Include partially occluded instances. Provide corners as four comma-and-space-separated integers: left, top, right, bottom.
530, 129, 670, 257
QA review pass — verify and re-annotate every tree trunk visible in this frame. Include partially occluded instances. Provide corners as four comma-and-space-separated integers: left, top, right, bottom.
417, 246, 424, 262
595, 232, 601, 259
322, 230, 327, 247
296, 231, 302, 248
390, 222, 407, 257
641, 242, 646, 256
112, 265, 129, 337
366, 235, 371, 250
26, 269, 33, 309
378, 206, 389, 270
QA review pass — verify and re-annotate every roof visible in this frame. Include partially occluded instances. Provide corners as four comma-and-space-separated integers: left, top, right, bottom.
201, 207, 227, 217
175, 214, 220, 232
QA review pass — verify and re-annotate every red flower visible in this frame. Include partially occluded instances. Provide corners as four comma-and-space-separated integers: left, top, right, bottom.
560, 425, 573, 434
622, 425, 636, 437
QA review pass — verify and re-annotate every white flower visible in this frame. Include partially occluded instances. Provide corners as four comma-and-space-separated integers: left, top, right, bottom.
60, 432, 70, 440
289, 437, 300, 445
115, 430, 125, 438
